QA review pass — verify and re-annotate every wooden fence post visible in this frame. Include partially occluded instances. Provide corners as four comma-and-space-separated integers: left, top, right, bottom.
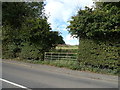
51, 52, 52, 60
44, 52, 46, 60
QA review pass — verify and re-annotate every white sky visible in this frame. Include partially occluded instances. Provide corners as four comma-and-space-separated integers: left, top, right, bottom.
44, 0, 94, 45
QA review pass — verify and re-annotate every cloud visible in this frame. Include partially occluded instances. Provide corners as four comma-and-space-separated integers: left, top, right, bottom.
64, 35, 79, 45
44, 0, 93, 45
45, 0, 94, 24
66, 35, 75, 40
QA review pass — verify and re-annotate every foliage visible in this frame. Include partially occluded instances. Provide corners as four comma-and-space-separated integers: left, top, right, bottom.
9, 57, 119, 75
78, 39, 119, 75
2, 2, 45, 59
2, 2, 65, 60
67, 2, 120, 41
2, 2, 44, 29
67, 2, 120, 74
19, 18, 65, 60
50, 42, 119, 75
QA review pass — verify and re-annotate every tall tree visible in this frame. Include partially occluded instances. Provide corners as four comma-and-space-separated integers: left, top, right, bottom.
2, 2, 65, 60
67, 2, 120, 42
2, 2, 44, 29
67, 2, 120, 66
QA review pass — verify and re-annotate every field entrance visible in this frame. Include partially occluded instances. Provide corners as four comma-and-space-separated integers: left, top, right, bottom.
44, 52, 77, 61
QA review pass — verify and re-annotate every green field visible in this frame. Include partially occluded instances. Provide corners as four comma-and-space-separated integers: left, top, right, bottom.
56, 45, 78, 50
51, 45, 78, 53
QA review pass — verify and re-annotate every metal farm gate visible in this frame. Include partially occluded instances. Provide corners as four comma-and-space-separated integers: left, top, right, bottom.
44, 52, 77, 61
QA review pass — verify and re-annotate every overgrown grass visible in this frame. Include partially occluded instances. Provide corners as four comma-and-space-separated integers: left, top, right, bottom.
7, 58, 118, 76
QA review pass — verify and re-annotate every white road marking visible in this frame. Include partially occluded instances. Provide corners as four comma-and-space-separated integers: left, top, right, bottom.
0, 78, 29, 89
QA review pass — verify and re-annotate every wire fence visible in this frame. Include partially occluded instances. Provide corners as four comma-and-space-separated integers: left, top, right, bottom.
44, 52, 77, 61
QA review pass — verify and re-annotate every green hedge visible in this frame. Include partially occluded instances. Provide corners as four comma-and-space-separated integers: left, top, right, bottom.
19, 43, 43, 60
78, 39, 119, 74
2, 42, 44, 60
2, 43, 21, 59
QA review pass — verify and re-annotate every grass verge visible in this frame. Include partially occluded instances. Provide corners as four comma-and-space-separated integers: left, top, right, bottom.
3, 58, 118, 76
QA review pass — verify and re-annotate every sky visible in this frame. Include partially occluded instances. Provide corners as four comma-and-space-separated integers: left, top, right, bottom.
44, 0, 94, 45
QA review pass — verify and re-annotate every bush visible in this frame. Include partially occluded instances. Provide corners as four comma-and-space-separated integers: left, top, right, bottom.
78, 39, 119, 75
2, 43, 21, 59
19, 43, 43, 60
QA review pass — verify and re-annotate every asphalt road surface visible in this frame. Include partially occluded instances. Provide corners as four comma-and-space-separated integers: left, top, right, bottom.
2, 61, 118, 89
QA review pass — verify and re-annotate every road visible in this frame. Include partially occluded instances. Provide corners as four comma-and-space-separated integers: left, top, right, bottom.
1, 61, 119, 89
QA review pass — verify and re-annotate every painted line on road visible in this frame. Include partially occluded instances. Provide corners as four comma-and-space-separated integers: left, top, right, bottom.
0, 78, 30, 89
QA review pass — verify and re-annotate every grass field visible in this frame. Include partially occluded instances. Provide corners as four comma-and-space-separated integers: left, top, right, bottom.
56, 45, 78, 50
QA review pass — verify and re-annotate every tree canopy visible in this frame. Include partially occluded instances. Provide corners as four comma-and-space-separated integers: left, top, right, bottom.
2, 2, 65, 60
67, 2, 120, 42
67, 2, 120, 74
2, 2, 44, 29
